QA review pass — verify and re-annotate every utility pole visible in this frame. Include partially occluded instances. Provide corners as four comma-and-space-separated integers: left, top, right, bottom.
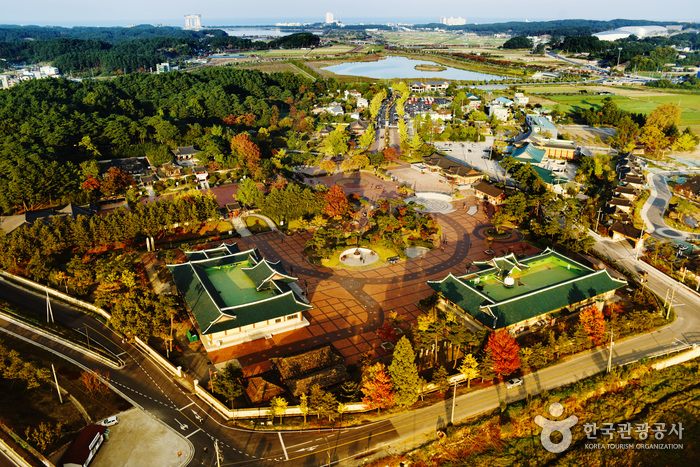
85, 324, 90, 350
46, 291, 54, 324
666, 285, 677, 320
51, 364, 63, 404
606, 329, 614, 373
450, 381, 458, 424
595, 208, 602, 232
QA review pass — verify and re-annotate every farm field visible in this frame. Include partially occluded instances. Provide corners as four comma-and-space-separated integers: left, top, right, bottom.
375, 31, 506, 48
236, 62, 301, 74
259, 45, 354, 57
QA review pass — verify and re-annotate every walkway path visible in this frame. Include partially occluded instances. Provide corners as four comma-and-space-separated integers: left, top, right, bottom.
641, 172, 690, 240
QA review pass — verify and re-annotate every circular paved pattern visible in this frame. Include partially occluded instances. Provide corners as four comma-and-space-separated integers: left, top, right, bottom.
342, 280, 362, 290
337, 178, 369, 188
405, 197, 453, 213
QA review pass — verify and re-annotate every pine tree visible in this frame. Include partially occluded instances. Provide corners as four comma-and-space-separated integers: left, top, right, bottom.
361, 363, 395, 414
388, 336, 421, 407
579, 305, 606, 346
486, 330, 520, 378
432, 365, 450, 394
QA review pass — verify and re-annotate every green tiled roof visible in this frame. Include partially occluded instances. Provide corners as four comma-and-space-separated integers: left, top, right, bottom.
512, 143, 546, 163
428, 249, 626, 330
167, 245, 310, 335
209, 292, 311, 334
427, 274, 494, 313
167, 263, 222, 331
477, 269, 625, 328
531, 165, 569, 186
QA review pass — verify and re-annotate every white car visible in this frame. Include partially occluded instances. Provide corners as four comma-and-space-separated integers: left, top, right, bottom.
506, 378, 524, 389
99, 416, 119, 427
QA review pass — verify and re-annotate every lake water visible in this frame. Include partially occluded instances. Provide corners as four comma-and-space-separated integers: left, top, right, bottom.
323, 56, 508, 81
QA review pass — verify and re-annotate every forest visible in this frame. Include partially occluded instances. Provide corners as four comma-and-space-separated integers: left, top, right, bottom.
0, 32, 322, 74
0, 25, 226, 43
0, 66, 319, 213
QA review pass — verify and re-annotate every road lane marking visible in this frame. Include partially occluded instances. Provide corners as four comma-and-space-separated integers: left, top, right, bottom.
180, 401, 195, 411
278, 433, 289, 460
185, 428, 201, 439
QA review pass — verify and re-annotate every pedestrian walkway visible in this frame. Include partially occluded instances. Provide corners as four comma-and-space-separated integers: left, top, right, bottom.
231, 216, 252, 237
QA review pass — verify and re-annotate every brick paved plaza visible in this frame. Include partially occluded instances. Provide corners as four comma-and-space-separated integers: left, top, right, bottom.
204, 186, 539, 377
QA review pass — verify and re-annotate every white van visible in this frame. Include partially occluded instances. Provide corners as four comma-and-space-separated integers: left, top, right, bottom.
99, 416, 119, 427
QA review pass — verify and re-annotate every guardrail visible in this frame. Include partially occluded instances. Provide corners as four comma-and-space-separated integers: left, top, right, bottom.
0, 310, 124, 369
0, 270, 110, 320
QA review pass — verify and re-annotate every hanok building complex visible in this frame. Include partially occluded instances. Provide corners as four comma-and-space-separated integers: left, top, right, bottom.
422, 154, 484, 186
167, 243, 311, 352
428, 249, 626, 334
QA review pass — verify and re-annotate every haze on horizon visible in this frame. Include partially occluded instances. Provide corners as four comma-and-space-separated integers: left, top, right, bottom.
2, 0, 698, 27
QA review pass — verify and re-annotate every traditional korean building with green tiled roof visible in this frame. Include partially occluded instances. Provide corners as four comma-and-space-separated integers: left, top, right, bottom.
427, 248, 626, 334
167, 243, 311, 352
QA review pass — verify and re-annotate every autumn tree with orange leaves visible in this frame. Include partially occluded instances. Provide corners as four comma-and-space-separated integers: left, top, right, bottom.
323, 184, 350, 218
579, 304, 606, 346
361, 363, 395, 414
230, 133, 262, 179
486, 330, 520, 378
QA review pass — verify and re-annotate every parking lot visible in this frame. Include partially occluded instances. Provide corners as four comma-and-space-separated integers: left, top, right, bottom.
403, 97, 451, 118
431, 138, 578, 186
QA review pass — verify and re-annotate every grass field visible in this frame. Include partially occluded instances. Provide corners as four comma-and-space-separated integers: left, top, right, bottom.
543, 94, 700, 128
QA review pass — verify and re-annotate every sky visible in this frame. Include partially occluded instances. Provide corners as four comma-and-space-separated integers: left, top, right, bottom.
2, 0, 699, 27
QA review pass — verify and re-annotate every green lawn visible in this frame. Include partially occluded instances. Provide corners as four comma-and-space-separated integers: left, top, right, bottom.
244, 216, 271, 233
545, 94, 700, 127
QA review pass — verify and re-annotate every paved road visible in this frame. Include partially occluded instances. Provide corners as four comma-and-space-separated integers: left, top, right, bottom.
641, 172, 690, 240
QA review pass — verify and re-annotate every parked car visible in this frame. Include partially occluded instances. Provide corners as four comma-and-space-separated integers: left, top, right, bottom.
506, 378, 523, 389
99, 416, 119, 427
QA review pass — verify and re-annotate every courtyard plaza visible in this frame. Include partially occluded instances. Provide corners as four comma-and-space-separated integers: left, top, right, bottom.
201, 186, 538, 377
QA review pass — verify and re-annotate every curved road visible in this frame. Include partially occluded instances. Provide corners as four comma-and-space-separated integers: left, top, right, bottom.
641, 172, 691, 240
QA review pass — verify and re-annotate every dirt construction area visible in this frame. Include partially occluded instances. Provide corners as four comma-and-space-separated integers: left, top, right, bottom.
92, 408, 192, 467
558, 125, 617, 145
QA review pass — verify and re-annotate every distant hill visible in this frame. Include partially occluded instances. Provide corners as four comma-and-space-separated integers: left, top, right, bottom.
414, 19, 697, 37
0, 24, 227, 43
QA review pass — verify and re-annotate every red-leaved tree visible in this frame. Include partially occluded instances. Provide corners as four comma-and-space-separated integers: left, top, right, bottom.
230, 133, 261, 176
361, 363, 395, 414
323, 184, 350, 218
486, 330, 520, 378
579, 305, 606, 345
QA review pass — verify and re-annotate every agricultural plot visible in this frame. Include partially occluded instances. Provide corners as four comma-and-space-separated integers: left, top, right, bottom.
237, 62, 300, 74
260, 45, 354, 57
375, 31, 506, 48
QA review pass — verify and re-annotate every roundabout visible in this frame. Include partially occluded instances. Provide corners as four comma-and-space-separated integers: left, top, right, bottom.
339, 247, 379, 266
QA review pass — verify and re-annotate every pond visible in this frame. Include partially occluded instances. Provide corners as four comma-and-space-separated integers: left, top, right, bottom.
322, 56, 509, 81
